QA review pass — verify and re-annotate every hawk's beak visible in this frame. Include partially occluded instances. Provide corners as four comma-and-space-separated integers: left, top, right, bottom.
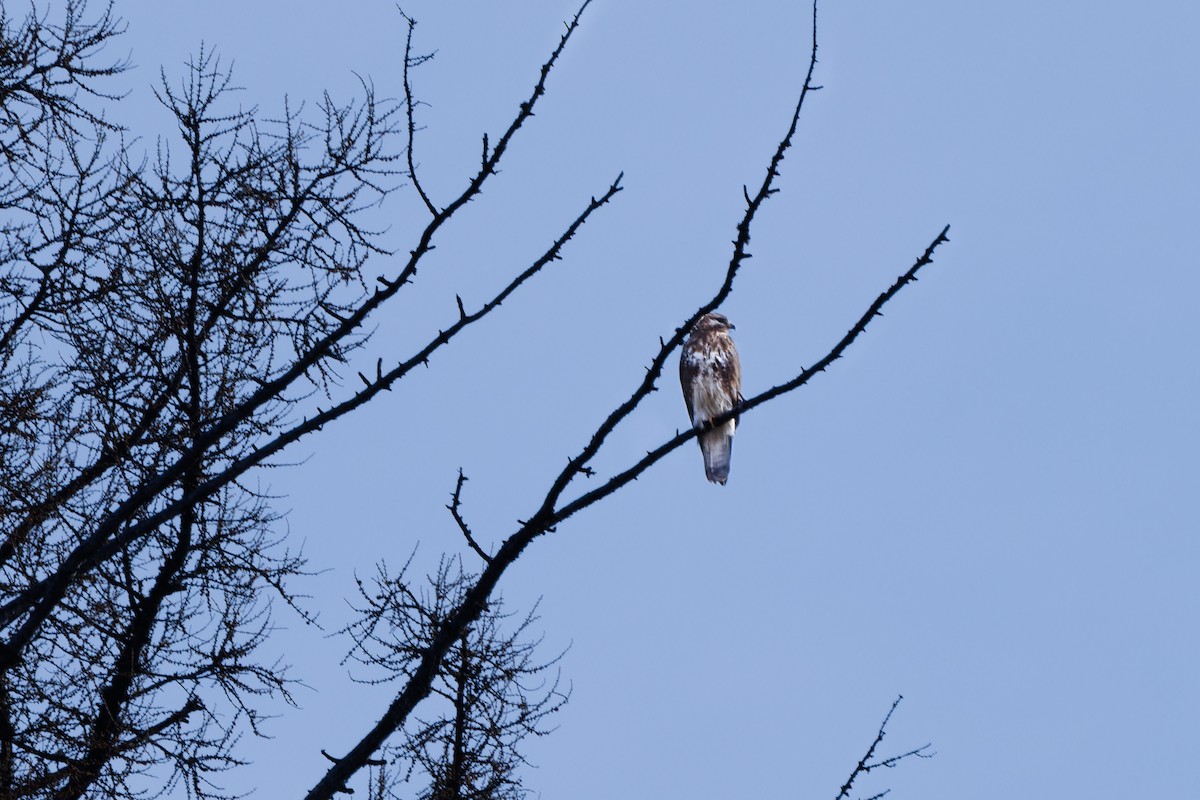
728, 324, 736, 330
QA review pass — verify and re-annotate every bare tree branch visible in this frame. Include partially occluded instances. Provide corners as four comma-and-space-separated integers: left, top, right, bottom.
835, 696, 933, 800
0, 0, 609, 665
399, 11, 438, 217
448, 470, 492, 565
0, 173, 622, 655
550, 223, 951, 527
340, 560, 567, 800
530, 0, 825, 520
301, 6, 949, 797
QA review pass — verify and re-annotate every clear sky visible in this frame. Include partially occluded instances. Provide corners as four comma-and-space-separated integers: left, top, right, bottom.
112, 1, 1198, 797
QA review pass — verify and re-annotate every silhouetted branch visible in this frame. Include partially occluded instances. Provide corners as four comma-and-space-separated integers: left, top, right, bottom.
834, 696, 933, 800
0, 120, 381, 571
0, 172, 621, 658
448, 470, 492, 564
549, 224, 950, 526
399, 11, 438, 217
301, 5, 950, 797
323, 749, 385, 768
341, 559, 567, 800
531, 0, 824, 519
0, 2, 610, 666
325, 222, 950, 798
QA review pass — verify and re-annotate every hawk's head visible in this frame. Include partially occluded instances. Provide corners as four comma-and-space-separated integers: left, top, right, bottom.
692, 312, 735, 335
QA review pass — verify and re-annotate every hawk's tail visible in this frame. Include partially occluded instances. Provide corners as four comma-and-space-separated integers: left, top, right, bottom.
700, 428, 733, 485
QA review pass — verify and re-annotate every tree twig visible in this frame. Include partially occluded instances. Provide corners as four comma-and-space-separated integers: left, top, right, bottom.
447, 469, 492, 564
835, 695, 933, 800
399, 11, 438, 216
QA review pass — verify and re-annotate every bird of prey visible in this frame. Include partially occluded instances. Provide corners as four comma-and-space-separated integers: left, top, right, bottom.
679, 312, 742, 485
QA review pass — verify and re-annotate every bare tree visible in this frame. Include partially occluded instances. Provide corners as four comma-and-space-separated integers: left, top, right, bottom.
1, 7, 402, 792
343, 556, 568, 800
0, 1, 948, 799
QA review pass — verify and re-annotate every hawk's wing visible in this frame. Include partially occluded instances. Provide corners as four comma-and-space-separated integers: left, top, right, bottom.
724, 337, 742, 427
679, 342, 698, 424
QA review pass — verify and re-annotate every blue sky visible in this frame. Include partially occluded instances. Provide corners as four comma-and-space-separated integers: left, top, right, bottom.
114, 1, 1198, 797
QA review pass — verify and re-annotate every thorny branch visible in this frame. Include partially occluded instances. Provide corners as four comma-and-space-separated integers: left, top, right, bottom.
306, 219, 950, 797
340, 559, 568, 800
834, 696, 933, 800
304, 3, 950, 797
531, 0, 825, 521
448, 469, 492, 564
1, 3, 614, 795
0, 0, 609, 665
0, 172, 622, 659
550, 223, 950, 526
399, 10, 438, 217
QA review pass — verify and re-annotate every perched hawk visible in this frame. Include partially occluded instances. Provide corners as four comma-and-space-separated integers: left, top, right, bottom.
679, 312, 742, 485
